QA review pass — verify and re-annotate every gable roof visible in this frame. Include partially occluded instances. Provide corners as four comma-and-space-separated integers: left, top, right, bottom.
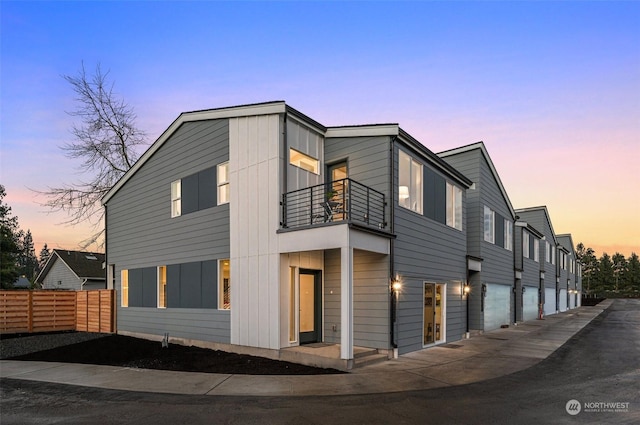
557, 234, 576, 254
515, 206, 558, 246
438, 141, 515, 218
36, 249, 105, 284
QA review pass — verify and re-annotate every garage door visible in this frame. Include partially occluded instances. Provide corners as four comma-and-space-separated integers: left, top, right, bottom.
569, 292, 576, 309
559, 289, 568, 312
522, 286, 538, 321
544, 287, 556, 316
484, 283, 511, 331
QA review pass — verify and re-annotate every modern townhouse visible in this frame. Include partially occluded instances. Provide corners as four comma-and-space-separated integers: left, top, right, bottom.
102, 101, 472, 370
438, 142, 517, 332
558, 234, 581, 309
515, 206, 560, 316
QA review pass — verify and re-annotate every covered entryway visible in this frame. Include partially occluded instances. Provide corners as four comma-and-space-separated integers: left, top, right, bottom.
484, 283, 511, 331
423, 283, 446, 345
299, 269, 322, 344
522, 285, 538, 321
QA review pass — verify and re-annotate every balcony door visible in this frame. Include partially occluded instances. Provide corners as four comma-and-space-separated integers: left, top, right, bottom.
327, 162, 348, 221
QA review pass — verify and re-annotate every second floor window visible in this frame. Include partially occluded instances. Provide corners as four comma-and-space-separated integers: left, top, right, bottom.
446, 182, 462, 230
504, 219, 513, 251
171, 180, 181, 217
399, 150, 423, 214
218, 162, 230, 205
484, 206, 495, 243
523, 230, 530, 258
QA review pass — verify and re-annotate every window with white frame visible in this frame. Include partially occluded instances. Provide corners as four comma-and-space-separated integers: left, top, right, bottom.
158, 266, 167, 308
534, 238, 540, 262
171, 180, 181, 217
552, 246, 556, 265
446, 182, 463, 230
523, 231, 530, 258
219, 259, 230, 310
545, 241, 551, 263
217, 162, 230, 205
504, 219, 513, 251
289, 148, 319, 174
398, 150, 423, 214
484, 206, 495, 243
121, 269, 129, 307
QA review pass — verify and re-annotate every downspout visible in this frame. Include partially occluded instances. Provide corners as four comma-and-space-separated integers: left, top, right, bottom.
389, 135, 398, 351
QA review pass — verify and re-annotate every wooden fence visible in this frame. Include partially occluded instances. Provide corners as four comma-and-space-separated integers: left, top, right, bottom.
0, 290, 115, 334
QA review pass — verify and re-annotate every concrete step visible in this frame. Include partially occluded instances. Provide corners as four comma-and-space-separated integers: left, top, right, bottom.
353, 349, 388, 368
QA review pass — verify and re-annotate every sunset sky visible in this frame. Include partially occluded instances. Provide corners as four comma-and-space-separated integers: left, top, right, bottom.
1, 1, 639, 258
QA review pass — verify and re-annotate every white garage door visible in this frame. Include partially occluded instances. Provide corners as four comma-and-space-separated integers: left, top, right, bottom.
484, 283, 511, 331
559, 289, 568, 312
522, 286, 538, 321
544, 287, 556, 316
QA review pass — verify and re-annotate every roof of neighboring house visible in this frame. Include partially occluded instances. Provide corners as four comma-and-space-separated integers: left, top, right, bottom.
13, 276, 31, 289
438, 141, 516, 218
35, 249, 105, 284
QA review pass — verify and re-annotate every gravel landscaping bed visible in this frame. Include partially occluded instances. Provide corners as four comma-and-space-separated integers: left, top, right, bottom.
0, 332, 342, 375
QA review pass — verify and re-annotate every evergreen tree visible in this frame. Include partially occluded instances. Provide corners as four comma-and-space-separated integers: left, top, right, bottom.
38, 243, 51, 271
19, 230, 38, 281
597, 253, 614, 293
625, 253, 640, 294
0, 185, 22, 288
576, 243, 598, 295
612, 253, 628, 292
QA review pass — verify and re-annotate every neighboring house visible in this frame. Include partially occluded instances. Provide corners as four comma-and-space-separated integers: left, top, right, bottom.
558, 234, 581, 309
438, 142, 517, 332
36, 249, 106, 290
515, 206, 560, 316
102, 101, 472, 368
12, 276, 31, 289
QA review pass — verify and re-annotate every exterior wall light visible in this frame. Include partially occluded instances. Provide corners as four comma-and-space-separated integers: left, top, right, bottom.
463, 284, 470, 295
392, 279, 402, 292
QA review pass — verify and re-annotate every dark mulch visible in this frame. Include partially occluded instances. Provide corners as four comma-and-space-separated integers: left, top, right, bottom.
6, 333, 343, 375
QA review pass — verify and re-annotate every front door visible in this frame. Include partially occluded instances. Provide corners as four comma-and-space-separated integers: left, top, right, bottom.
299, 269, 322, 344
424, 283, 445, 345
327, 162, 348, 221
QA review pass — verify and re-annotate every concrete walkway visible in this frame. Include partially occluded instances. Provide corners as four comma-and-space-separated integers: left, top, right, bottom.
0, 301, 611, 397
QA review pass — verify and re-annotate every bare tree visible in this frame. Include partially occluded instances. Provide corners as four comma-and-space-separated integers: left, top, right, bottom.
39, 63, 147, 248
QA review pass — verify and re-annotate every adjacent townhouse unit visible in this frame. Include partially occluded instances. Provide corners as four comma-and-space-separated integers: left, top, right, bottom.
513, 220, 544, 322
102, 101, 473, 369
558, 234, 582, 309
515, 206, 560, 316
438, 142, 517, 332
36, 249, 106, 290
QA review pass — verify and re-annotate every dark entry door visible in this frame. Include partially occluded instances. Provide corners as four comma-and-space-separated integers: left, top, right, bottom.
299, 269, 322, 344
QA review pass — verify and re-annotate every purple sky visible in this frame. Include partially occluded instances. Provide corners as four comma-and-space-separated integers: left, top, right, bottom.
1, 1, 639, 257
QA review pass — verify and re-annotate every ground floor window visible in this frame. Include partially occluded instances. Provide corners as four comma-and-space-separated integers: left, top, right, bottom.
219, 259, 230, 310
157, 266, 167, 308
121, 270, 129, 307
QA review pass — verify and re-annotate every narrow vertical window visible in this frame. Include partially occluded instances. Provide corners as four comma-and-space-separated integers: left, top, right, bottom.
446, 182, 462, 230
534, 239, 540, 262
523, 231, 530, 258
217, 162, 230, 205
504, 219, 513, 251
158, 266, 167, 308
171, 180, 181, 217
483, 206, 495, 243
545, 241, 551, 263
121, 270, 129, 307
289, 267, 297, 343
398, 150, 423, 214
219, 259, 230, 310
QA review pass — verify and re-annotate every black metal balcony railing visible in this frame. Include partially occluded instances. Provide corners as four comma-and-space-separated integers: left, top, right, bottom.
281, 178, 387, 231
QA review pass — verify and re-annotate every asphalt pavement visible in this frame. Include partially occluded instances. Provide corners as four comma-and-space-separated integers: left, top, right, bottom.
0, 300, 612, 397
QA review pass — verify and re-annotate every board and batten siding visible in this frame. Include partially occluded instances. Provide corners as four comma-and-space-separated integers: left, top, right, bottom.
106, 119, 231, 343
393, 146, 467, 355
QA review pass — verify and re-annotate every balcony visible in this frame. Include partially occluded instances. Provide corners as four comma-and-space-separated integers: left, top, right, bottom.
281, 178, 387, 232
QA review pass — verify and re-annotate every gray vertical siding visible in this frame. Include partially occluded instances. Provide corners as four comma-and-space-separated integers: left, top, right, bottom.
106, 119, 231, 344
440, 148, 515, 331
393, 145, 467, 355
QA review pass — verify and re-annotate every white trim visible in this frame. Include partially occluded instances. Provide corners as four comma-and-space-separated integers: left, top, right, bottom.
326, 124, 399, 138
